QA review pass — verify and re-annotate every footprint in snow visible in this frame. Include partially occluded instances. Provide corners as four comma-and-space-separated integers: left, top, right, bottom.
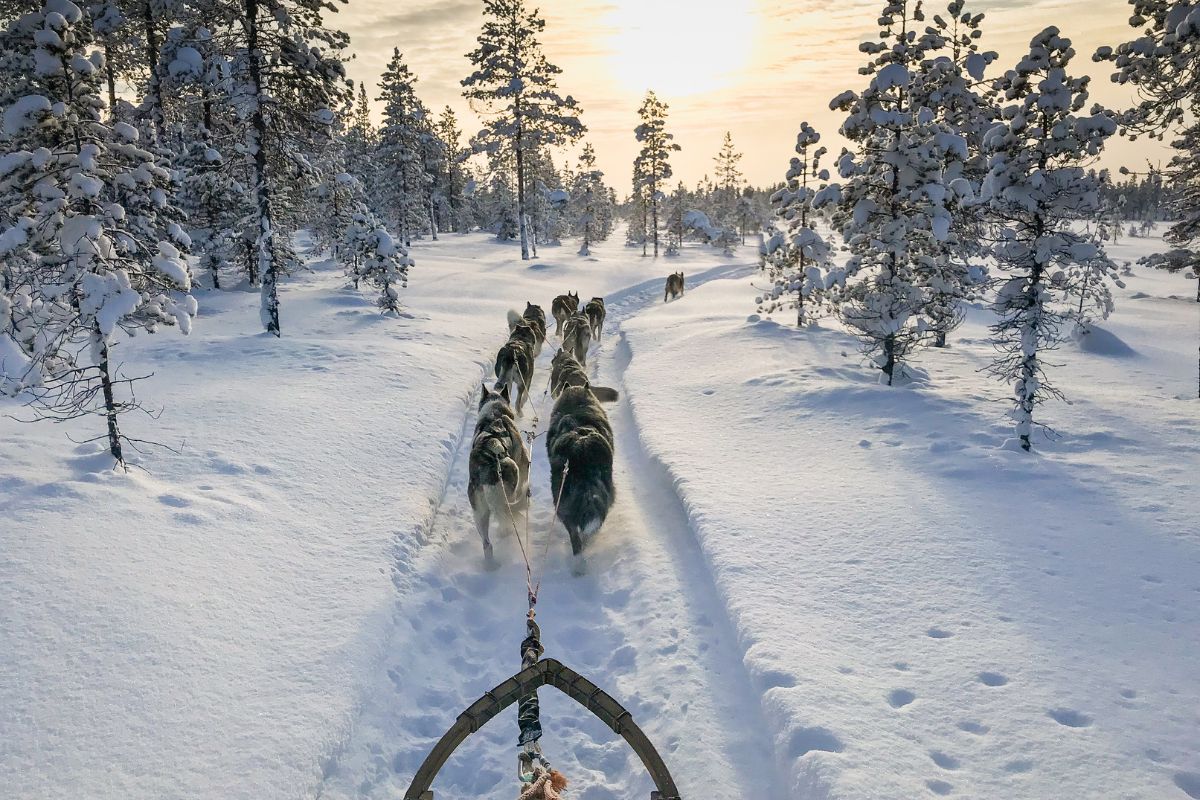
1003, 759, 1034, 774
1176, 772, 1200, 800
927, 628, 953, 639
888, 689, 916, 708
788, 727, 844, 757
926, 779, 954, 795
930, 751, 960, 770
957, 720, 988, 735
1047, 708, 1093, 728
978, 671, 1009, 687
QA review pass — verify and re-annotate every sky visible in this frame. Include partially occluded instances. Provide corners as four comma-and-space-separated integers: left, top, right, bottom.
334, 0, 1173, 194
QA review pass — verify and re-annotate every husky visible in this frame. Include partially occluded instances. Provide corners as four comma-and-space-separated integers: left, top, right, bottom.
550, 348, 619, 401
583, 296, 606, 340
665, 271, 685, 302
468, 384, 531, 563
507, 318, 541, 358
494, 337, 534, 414
546, 383, 617, 558
507, 302, 547, 354
551, 291, 580, 334
561, 311, 592, 367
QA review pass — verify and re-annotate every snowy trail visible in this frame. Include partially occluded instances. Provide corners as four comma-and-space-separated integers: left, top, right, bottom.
320, 260, 773, 799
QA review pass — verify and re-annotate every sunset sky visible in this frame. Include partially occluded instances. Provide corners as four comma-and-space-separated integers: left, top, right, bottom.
336, 0, 1172, 193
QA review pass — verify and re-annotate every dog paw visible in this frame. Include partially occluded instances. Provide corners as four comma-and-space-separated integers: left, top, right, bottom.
571, 556, 588, 577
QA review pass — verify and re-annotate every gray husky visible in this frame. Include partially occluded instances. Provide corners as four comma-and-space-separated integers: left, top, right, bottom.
494, 337, 534, 415
468, 384, 531, 563
550, 348, 618, 401
507, 303, 546, 355
584, 296, 606, 340
551, 291, 580, 334
506, 318, 541, 358
665, 271, 685, 302
561, 311, 592, 367
546, 383, 617, 557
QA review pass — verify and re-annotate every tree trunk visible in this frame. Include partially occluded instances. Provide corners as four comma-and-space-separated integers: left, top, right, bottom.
95, 328, 124, 465
882, 333, 896, 386
651, 187, 659, 258
515, 137, 529, 260
143, 0, 166, 144
245, 0, 279, 335
104, 43, 118, 122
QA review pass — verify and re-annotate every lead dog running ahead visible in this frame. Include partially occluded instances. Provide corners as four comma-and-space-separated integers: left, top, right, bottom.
664, 271, 684, 302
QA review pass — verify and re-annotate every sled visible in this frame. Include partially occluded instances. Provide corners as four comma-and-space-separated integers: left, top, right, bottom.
403, 657, 682, 799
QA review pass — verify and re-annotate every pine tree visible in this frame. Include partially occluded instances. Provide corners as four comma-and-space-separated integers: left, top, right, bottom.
826, 0, 969, 384
633, 91, 679, 258
462, 0, 585, 260
0, 0, 196, 464
568, 143, 613, 255
434, 106, 473, 233
219, 0, 348, 335
712, 131, 743, 227
376, 50, 433, 246
981, 27, 1121, 450
760, 122, 834, 326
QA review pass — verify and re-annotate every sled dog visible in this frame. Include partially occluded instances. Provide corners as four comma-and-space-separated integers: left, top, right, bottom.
494, 337, 534, 415
546, 384, 617, 557
561, 311, 592, 367
551, 291, 580, 334
507, 303, 546, 354
468, 384, 531, 562
584, 296, 606, 340
550, 348, 618, 401
664, 271, 685, 302
506, 318, 541, 358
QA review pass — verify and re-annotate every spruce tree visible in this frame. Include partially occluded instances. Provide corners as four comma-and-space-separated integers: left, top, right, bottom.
377, 49, 431, 247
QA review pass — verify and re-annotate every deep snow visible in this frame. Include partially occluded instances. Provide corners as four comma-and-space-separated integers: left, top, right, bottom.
2, 228, 1197, 800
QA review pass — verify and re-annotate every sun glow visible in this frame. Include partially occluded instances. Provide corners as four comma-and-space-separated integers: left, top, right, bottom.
603, 0, 758, 98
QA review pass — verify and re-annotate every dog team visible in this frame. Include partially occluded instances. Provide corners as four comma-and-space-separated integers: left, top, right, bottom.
468, 272, 684, 566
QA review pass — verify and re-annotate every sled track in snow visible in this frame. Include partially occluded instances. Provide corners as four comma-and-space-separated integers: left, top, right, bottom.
318, 261, 776, 800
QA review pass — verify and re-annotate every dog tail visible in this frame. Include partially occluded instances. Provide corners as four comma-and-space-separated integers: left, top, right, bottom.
590, 386, 619, 403
506, 309, 522, 331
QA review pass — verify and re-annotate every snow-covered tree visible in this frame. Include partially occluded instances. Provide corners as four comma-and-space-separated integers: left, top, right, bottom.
0, 0, 197, 464
981, 27, 1121, 450
461, 0, 585, 260
760, 122, 834, 326
568, 143, 613, 255
633, 90, 679, 257
343, 212, 411, 313
216, 0, 348, 335
825, 0, 970, 384
434, 106, 473, 233
377, 49, 432, 247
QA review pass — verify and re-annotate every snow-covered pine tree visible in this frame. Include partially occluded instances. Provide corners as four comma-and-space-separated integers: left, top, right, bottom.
981, 26, 1121, 450
462, 0, 584, 260
826, 0, 969, 384
377, 49, 433, 247
0, 0, 196, 464
212, 0, 348, 335
569, 143, 613, 255
712, 131, 743, 228
633, 90, 680, 257
434, 106, 473, 233
760, 121, 834, 326
913, 0, 999, 346
342, 83, 377, 200
1099, 2, 1200, 394
664, 182, 687, 255
342, 212, 411, 313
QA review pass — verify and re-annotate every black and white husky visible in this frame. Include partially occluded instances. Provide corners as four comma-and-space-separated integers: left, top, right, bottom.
550, 348, 618, 402
468, 384, 531, 563
507, 302, 547, 355
494, 337, 534, 415
584, 296, 606, 340
546, 384, 616, 558
560, 311, 592, 367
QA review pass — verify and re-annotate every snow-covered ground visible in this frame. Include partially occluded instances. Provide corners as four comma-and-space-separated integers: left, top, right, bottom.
2, 229, 1197, 799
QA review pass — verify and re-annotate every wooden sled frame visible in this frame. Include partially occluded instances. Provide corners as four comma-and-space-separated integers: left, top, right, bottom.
403, 657, 682, 799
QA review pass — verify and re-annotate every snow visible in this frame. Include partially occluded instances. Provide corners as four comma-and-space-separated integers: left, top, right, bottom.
2, 230, 1197, 800
3, 95, 51, 135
